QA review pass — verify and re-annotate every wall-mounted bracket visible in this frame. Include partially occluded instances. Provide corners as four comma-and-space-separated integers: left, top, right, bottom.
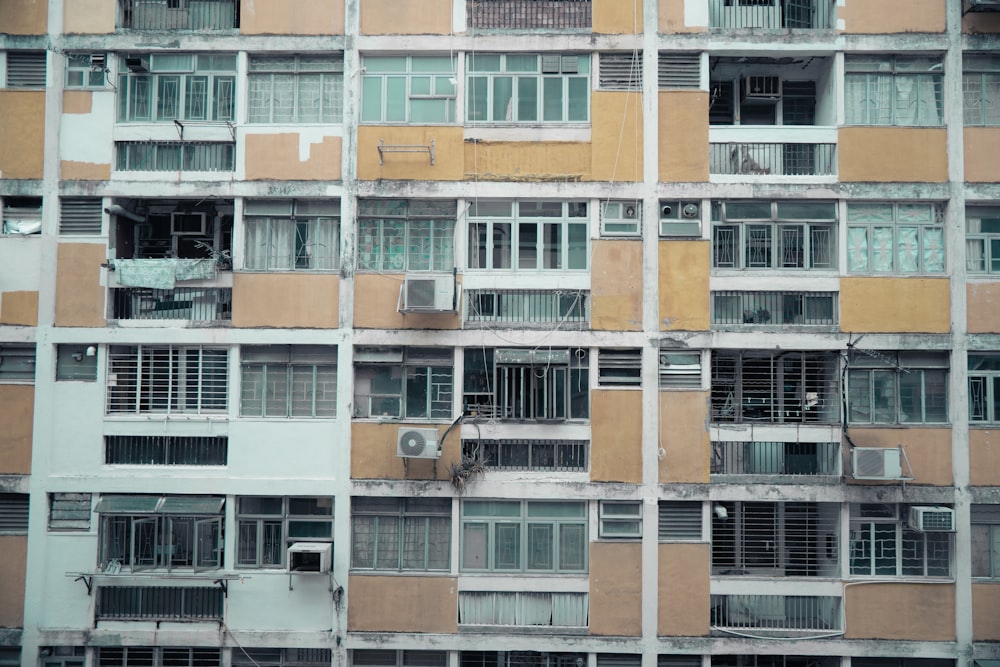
174, 119, 237, 141
378, 138, 435, 166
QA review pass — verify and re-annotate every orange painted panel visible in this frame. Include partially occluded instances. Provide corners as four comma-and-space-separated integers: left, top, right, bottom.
359, 126, 465, 181
465, 141, 591, 182
846, 428, 952, 487
591, 389, 642, 483
0, 0, 47, 34
969, 283, 1000, 333
593, 0, 641, 33
966, 128, 1000, 183
353, 274, 461, 330
840, 277, 949, 334
348, 575, 457, 632
657, 0, 705, 33
0, 536, 26, 627
659, 391, 709, 483
55, 243, 106, 327
590, 542, 641, 635
0, 385, 33, 474
61, 161, 111, 180
591, 91, 642, 182
973, 583, 1000, 641
659, 241, 710, 331
232, 273, 339, 328
840, 0, 944, 33
0, 291, 38, 326
845, 583, 955, 640
64, 0, 116, 33
970, 429, 1000, 486
245, 134, 342, 181
63, 91, 92, 114
0, 92, 45, 179
351, 422, 459, 481
360, 0, 451, 34
591, 240, 642, 331
240, 0, 344, 34
839, 128, 947, 183
658, 543, 710, 636
659, 91, 709, 182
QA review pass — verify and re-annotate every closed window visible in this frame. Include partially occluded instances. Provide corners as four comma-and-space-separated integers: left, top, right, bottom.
845, 55, 944, 126
98, 649, 221, 667
56, 344, 98, 381
241, 346, 337, 418
963, 54, 1000, 126
967, 206, 1000, 274
354, 347, 453, 419
849, 504, 951, 577
357, 199, 456, 271
0, 344, 36, 381
234, 651, 332, 667
972, 505, 1000, 578
712, 200, 837, 270
236, 496, 333, 568
0, 494, 29, 535
847, 202, 945, 274
353, 651, 446, 667
970, 354, 1000, 424
66, 53, 106, 88
361, 55, 456, 123
599, 501, 642, 539
467, 200, 589, 271
467, 53, 590, 123
351, 497, 451, 571
244, 199, 340, 271
847, 352, 948, 425
105, 345, 228, 415
461, 500, 587, 572
248, 55, 343, 123
117, 53, 236, 122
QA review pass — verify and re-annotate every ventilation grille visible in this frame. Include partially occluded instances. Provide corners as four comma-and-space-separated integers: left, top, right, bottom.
6, 51, 47, 87
599, 52, 642, 91
0, 494, 29, 534
658, 501, 701, 540
60, 198, 103, 235
658, 53, 700, 89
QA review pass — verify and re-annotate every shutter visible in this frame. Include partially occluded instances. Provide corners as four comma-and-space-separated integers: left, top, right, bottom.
658, 658, 701, 667
0, 494, 30, 534
597, 656, 641, 667
599, 52, 641, 91
659, 352, 701, 388
658, 501, 702, 540
973, 504, 1000, 523
599, 348, 642, 386
60, 198, 104, 235
6, 51, 47, 87
658, 53, 700, 89
49, 492, 92, 530
541, 55, 562, 73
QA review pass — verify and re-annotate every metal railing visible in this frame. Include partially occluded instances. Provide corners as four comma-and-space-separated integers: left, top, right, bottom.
118, 0, 238, 30
462, 439, 588, 472
465, 289, 589, 329
96, 586, 223, 621
468, 0, 591, 29
711, 441, 840, 476
112, 287, 232, 321
105, 435, 228, 465
711, 594, 842, 635
709, 0, 835, 30
115, 141, 236, 172
710, 143, 836, 176
711, 291, 837, 327
105, 345, 229, 416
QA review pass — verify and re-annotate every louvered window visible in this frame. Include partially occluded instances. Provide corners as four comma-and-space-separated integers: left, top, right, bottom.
599, 52, 641, 91
658, 501, 701, 541
60, 198, 103, 235
659, 351, 701, 388
0, 494, 30, 534
2, 197, 42, 235
658, 658, 700, 667
598, 656, 641, 667
49, 493, 92, 531
658, 53, 700, 89
599, 348, 642, 386
6, 51, 46, 88
0, 344, 36, 381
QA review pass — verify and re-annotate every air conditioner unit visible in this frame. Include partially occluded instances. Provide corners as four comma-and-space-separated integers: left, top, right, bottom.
287, 542, 332, 573
124, 56, 149, 73
742, 76, 781, 103
170, 212, 207, 236
397, 427, 441, 459
851, 447, 904, 480
908, 506, 956, 533
400, 275, 457, 313
89, 54, 107, 71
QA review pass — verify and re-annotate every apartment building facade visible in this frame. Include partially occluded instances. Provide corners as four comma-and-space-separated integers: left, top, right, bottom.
1, 1, 999, 667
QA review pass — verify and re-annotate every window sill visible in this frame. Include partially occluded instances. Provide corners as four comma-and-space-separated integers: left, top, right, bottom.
465, 125, 590, 143
349, 570, 453, 577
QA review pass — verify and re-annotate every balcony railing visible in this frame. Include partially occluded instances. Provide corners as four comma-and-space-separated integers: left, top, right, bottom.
711, 441, 840, 477
96, 586, 224, 621
111, 287, 232, 322
710, 142, 836, 177
467, 0, 591, 29
118, 0, 238, 30
465, 289, 589, 329
712, 291, 838, 327
708, 0, 835, 30
462, 439, 588, 472
711, 594, 842, 637
105, 435, 228, 465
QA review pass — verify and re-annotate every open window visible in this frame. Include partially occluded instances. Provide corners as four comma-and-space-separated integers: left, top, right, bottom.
108, 198, 233, 263
709, 57, 834, 127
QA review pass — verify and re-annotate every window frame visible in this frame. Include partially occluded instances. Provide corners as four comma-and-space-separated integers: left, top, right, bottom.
847, 352, 949, 425
966, 206, 1000, 275
236, 496, 334, 569
849, 504, 953, 578
240, 345, 338, 418
243, 199, 341, 272
353, 347, 454, 420
65, 53, 107, 89
105, 345, 229, 416
711, 200, 838, 271
117, 53, 236, 123
361, 55, 457, 124
0, 344, 36, 382
599, 500, 642, 539
972, 506, 1000, 579
350, 497, 452, 572
963, 54, 1000, 127
969, 354, 1000, 424
467, 53, 591, 124
248, 54, 344, 124
1, 196, 43, 235
467, 200, 590, 272
357, 199, 457, 272
846, 202, 946, 275
844, 55, 945, 127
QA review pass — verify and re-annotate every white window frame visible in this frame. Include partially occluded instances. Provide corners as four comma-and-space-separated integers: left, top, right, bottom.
600, 200, 641, 237
361, 55, 456, 124
712, 200, 837, 271
849, 504, 952, 578
66, 53, 107, 89
117, 53, 236, 122
963, 54, 1000, 126
845, 55, 944, 127
467, 200, 589, 272
599, 500, 642, 539
846, 202, 945, 275
967, 206, 1000, 275
236, 496, 334, 569
350, 497, 451, 572
357, 199, 457, 272
248, 54, 344, 124
243, 199, 341, 271
467, 53, 590, 124
240, 345, 337, 418
353, 347, 454, 420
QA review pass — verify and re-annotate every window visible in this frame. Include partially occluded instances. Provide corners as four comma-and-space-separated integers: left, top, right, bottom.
66, 53, 106, 88
967, 206, 1000, 274
711, 441, 840, 476
847, 202, 945, 274
248, 55, 343, 123
468, 53, 589, 124
963, 54, 1000, 126
711, 291, 838, 327
847, 351, 948, 424
351, 497, 450, 571
234, 649, 332, 667
460, 654, 585, 667
115, 141, 235, 172
2, 197, 42, 235
712, 200, 837, 270
60, 197, 103, 235
106, 345, 227, 415
56, 344, 98, 381
461, 500, 587, 572
845, 55, 944, 126
117, 53, 235, 122
598, 52, 641, 91
468, 200, 589, 271
658, 501, 701, 541
0, 650, 18, 667
236, 496, 333, 568
600, 201, 641, 237
118, 0, 238, 29
105, 435, 228, 465
243, 200, 340, 271
5, 51, 46, 87
361, 55, 456, 123
850, 504, 952, 577
464, 347, 589, 421
49, 493, 91, 531
240, 346, 337, 418
0, 344, 36, 381
98, 649, 221, 667
357, 199, 456, 271
354, 347, 453, 419
463, 439, 588, 472
970, 354, 1000, 423
598, 348, 642, 386
659, 351, 702, 388
972, 504, 1000, 578
712, 658, 839, 667
465, 289, 589, 328
0, 494, 29, 535
96, 495, 224, 571
458, 592, 589, 626
354, 652, 446, 667
599, 501, 642, 538
709, 75, 817, 126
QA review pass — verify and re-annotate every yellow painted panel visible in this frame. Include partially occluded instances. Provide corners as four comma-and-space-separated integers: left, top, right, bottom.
465, 140, 591, 182
232, 273, 339, 328
351, 423, 459, 481
353, 274, 461, 330
658, 0, 705, 33
63, 91, 92, 114
840, 277, 949, 333
64, 0, 116, 33
659, 91, 709, 182
0, 92, 45, 179
590, 542, 641, 635
840, 0, 944, 33
965, 128, 1000, 183
348, 575, 457, 632
968, 283, 1000, 333
0, 291, 38, 326
839, 128, 947, 183
360, 0, 451, 34
659, 391, 709, 484
61, 161, 111, 180
970, 429, 1000, 486
0, 386, 33, 474
0, 536, 26, 627
658, 543, 710, 636
659, 241, 710, 331
358, 126, 465, 181
55, 243, 106, 327
593, 0, 641, 33
0, 0, 47, 34
845, 428, 952, 487
591, 91, 642, 182
245, 133, 342, 181
845, 583, 955, 640
591, 389, 642, 483
591, 240, 642, 331
974, 583, 1000, 641
240, 0, 344, 34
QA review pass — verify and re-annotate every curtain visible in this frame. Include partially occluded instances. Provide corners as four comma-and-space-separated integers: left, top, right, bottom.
269, 220, 294, 270
897, 226, 919, 272
518, 592, 552, 625
872, 227, 894, 272
244, 219, 268, 270
923, 228, 945, 273
968, 239, 986, 272
551, 592, 588, 626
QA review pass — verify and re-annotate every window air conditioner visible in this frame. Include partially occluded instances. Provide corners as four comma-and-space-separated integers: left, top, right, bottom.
399, 275, 457, 313
397, 427, 441, 459
851, 447, 903, 480
287, 542, 332, 573
124, 56, 149, 73
170, 212, 207, 236
659, 201, 702, 237
908, 506, 956, 533
89, 54, 107, 71
741, 76, 781, 103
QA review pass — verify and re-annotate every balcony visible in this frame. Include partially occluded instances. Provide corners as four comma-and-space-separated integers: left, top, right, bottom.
711, 441, 840, 478
118, 0, 238, 30
111, 286, 232, 322
708, 0, 835, 30
709, 139, 836, 177
467, 0, 591, 30
465, 289, 589, 329
462, 439, 588, 472
710, 594, 842, 637
711, 291, 838, 328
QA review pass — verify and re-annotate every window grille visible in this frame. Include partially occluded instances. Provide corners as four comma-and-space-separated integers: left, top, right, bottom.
598, 657, 640, 667
462, 439, 588, 472
599, 52, 641, 91
712, 657, 841, 667
0, 494, 29, 534
708, 142, 836, 176
117, 53, 236, 122
845, 55, 944, 126
659, 658, 700, 667
241, 345, 337, 418
711, 291, 838, 327
467, 0, 592, 30
712, 200, 837, 270
710, 594, 842, 635
96, 586, 224, 620
357, 199, 456, 272
115, 141, 235, 172
6, 51, 46, 87
105, 435, 228, 465
354, 651, 447, 667
598, 348, 642, 386
49, 493, 92, 530
658, 501, 701, 541
60, 198, 103, 235
460, 653, 584, 667
658, 53, 701, 89
351, 497, 451, 571
110, 287, 232, 322
970, 354, 1000, 424
458, 591, 589, 626
847, 202, 945, 274
236, 496, 333, 568
234, 649, 333, 667
465, 289, 589, 329
105, 345, 228, 415
117, 0, 239, 30
849, 504, 952, 577
710, 441, 840, 477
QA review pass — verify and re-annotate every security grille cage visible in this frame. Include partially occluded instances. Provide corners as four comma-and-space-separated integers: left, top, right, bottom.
710, 441, 840, 476
95, 587, 224, 620
462, 439, 588, 471
233, 649, 333, 667
105, 435, 228, 465
710, 594, 842, 634
467, 0, 592, 30
117, 0, 239, 29
98, 648, 222, 667
105, 345, 229, 415
465, 289, 589, 329
711, 292, 838, 327
712, 657, 840, 667
352, 650, 447, 667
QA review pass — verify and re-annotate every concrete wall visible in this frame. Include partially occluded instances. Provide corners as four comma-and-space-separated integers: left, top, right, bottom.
359, 0, 452, 34
589, 541, 641, 635
55, 243, 106, 327
347, 575, 458, 632
0, 536, 26, 627
658, 542, 710, 636
839, 128, 948, 183
232, 273, 340, 328
63, 0, 116, 34
845, 428, 952, 486
351, 423, 457, 481
659, 391, 709, 484
840, 0, 945, 33
244, 133, 343, 181
590, 389, 642, 483
353, 274, 461, 330
60, 91, 114, 180
659, 91, 709, 182
658, 0, 704, 33
0, 386, 33, 475
840, 278, 950, 334
0, 92, 45, 179
0, 0, 47, 34
844, 583, 955, 640
968, 282, 1000, 333
465, 141, 592, 183
591, 240, 642, 331
240, 0, 345, 35
659, 241, 710, 331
